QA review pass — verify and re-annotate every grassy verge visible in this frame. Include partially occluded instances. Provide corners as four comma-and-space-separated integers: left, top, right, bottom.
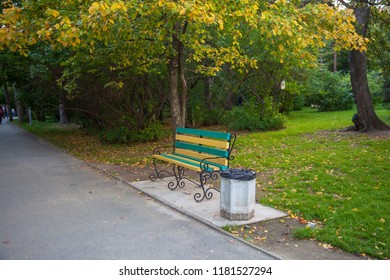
20, 107, 389, 259
20, 120, 170, 166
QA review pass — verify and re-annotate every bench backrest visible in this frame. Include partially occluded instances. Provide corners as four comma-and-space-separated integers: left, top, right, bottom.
174, 128, 236, 168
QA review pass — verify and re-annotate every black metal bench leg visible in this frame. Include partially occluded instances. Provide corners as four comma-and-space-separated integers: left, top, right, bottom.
168, 165, 187, 190
194, 171, 220, 202
149, 159, 174, 182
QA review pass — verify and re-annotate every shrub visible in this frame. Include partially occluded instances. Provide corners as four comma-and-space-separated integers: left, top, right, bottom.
303, 69, 353, 111
223, 101, 286, 132
99, 122, 167, 144
367, 71, 385, 104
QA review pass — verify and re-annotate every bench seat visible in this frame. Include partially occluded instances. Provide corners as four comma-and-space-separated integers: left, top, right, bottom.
149, 128, 236, 202
153, 153, 229, 172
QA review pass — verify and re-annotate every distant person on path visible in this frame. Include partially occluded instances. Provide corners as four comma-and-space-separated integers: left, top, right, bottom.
0, 105, 4, 124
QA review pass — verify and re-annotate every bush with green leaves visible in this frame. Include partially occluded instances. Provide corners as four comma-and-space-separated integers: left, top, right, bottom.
304, 69, 353, 111
367, 71, 385, 104
98, 122, 167, 144
223, 98, 286, 131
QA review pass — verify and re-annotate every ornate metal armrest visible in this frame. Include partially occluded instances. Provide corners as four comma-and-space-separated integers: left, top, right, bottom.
152, 145, 173, 155
199, 156, 226, 172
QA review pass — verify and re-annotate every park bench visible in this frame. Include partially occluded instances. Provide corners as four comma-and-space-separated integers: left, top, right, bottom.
149, 128, 236, 202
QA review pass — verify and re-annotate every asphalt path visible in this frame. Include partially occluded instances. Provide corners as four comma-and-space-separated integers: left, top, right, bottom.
0, 120, 278, 260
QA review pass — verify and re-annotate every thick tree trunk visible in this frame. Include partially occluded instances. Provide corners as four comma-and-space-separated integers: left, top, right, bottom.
168, 54, 184, 128
168, 23, 186, 129
349, 3, 389, 132
350, 49, 389, 131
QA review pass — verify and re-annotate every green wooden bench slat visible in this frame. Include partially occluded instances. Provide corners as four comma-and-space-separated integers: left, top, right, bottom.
160, 154, 214, 172
176, 127, 231, 140
175, 142, 228, 158
174, 153, 229, 170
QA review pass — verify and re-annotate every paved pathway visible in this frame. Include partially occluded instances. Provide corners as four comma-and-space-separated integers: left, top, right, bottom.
0, 120, 278, 260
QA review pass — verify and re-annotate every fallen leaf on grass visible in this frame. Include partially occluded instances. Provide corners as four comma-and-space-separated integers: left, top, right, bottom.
319, 243, 333, 250
299, 218, 308, 224
254, 236, 267, 241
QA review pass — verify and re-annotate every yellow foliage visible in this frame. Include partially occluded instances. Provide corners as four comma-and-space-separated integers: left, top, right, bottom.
0, 0, 368, 71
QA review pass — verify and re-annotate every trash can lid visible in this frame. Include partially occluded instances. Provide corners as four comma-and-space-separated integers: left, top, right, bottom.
220, 168, 256, 181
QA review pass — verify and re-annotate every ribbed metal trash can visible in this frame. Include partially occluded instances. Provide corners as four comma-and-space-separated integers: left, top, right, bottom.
220, 168, 256, 220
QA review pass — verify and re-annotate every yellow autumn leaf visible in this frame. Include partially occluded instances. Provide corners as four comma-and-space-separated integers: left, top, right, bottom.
111, 3, 122, 12
49, 9, 60, 18
89, 2, 100, 15
179, 7, 186, 16
254, 236, 267, 241
217, 18, 224, 30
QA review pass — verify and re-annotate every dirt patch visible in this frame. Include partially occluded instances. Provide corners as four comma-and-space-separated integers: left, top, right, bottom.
89, 162, 369, 260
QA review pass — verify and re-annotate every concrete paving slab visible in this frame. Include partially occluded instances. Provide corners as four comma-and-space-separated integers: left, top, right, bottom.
130, 177, 287, 227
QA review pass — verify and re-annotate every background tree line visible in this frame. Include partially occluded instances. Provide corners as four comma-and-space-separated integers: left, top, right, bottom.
1, 0, 388, 143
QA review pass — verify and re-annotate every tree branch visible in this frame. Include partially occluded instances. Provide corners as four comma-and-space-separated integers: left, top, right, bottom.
337, 0, 353, 9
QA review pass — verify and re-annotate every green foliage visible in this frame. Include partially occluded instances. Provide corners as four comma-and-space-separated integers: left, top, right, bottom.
303, 69, 353, 111
384, 89, 390, 110
278, 80, 305, 112
187, 80, 225, 127
223, 100, 286, 132
188, 105, 224, 128
367, 71, 385, 104
98, 122, 167, 144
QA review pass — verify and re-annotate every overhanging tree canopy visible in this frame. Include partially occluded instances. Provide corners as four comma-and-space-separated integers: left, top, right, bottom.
1, 0, 371, 129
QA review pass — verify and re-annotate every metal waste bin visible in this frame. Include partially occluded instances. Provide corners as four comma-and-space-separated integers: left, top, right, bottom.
220, 168, 256, 220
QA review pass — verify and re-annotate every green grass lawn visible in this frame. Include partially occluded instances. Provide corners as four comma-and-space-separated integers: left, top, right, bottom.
233, 107, 389, 259
20, 107, 389, 259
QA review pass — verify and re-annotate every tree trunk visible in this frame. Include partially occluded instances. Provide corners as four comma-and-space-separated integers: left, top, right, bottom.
13, 83, 26, 123
204, 76, 213, 109
178, 42, 187, 127
349, 3, 389, 132
168, 23, 186, 129
168, 54, 184, 128
49, 66, 70, 125
2, 79, 13, 122
58, 99, 70, 124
